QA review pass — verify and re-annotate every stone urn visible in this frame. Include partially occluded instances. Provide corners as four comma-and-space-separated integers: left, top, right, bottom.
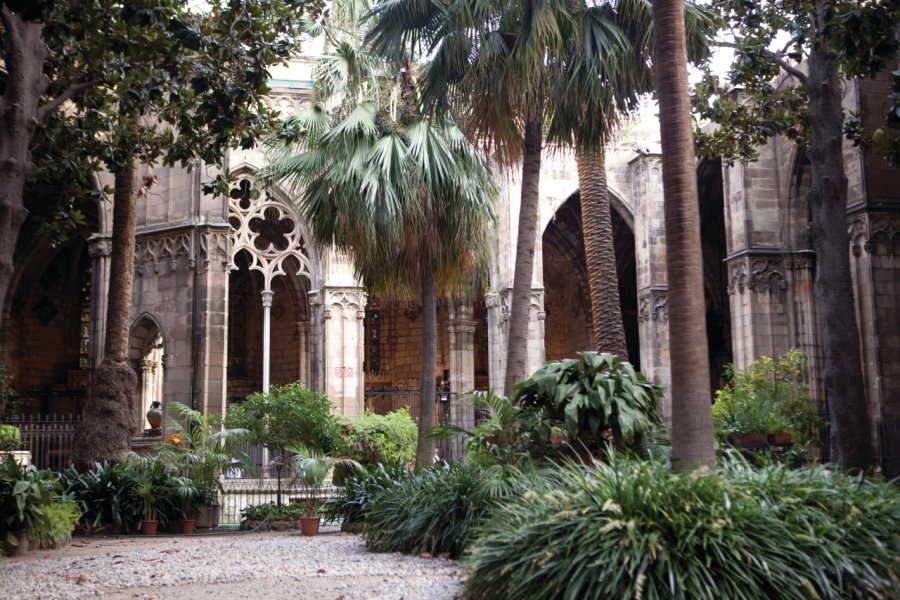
146, 401, 163, 430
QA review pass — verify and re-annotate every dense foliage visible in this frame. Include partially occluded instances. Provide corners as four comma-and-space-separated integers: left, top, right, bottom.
364, 464, 493, 558
0, 424, 21, 451
712, 350, 823, 447
0, 456, 59, 553
322, 462, 413, 527
340, 409, 418, 468
514, 352, 664, 452
226, 383, 342, 456
465, 455, 900, 600
27, 500, 80, 550
241, 502, 308, 522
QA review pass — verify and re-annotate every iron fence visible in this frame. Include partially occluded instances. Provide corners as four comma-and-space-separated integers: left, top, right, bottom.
218, 478, 339, 526
3, 413, 80, 472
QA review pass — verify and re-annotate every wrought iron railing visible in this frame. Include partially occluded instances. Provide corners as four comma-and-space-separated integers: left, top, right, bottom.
3, 413, 81, 472
218, 478, 338, 526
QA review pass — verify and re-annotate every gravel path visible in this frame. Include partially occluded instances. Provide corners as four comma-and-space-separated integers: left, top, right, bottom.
1, 526, 465, 599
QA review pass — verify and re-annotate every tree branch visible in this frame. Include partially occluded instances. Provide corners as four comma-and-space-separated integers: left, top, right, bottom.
36, 81, 93, 122
715, 40, 809, 86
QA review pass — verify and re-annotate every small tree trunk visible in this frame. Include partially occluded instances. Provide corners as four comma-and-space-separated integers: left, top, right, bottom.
653, 0, 715, 470
74, 158, 140, 466
414, 264, 438, 469
504, 102, 543, 394
806, 31, 871, 471
576, 146, 628, 358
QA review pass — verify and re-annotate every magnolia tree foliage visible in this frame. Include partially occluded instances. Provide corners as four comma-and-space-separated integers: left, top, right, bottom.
693, 0, 899, 471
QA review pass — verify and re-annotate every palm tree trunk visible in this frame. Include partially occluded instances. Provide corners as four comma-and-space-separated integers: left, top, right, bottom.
652, 0, 715, 469
504, 102, 543, 394
74, 150, 140, 466
805, 19, 871, 470
576, 146, 627, 358
415, 263, 438, 469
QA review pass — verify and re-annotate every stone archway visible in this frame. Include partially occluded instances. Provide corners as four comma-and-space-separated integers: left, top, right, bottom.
542, 192, 639, 367
128, 315, 165, 433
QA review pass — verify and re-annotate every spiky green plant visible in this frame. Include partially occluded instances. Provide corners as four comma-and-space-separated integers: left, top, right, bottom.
465, 454, 900, 600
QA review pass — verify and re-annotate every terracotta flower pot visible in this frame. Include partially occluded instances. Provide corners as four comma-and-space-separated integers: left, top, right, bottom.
767, 432, 792, 446
729, 432, 768, 449
178, 519, 195, 534
142, 520, 159, 536
299, 516, 320, 537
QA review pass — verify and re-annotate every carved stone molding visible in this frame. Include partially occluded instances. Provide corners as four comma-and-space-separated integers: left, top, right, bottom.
134, 232, 194, 277
199, 230, 230, 272
325, 289, 367, 314
727, 257, 787, 294
638, 289, 668, 322
88, 237, 112, 258
748, 259, 787, 293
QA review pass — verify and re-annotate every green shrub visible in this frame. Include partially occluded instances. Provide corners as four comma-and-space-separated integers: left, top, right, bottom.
465, 455, 900, 600
0, 456, 58, 554
364, 463, 494, 558
0, 424, 21, 452
713, 350, 822, 446
60, 462, 141, 533
241, 502, 308, 522
226, 382, 342, 455
28, 500, 80, 549
341, 408, 418, 468
514, 352, 663, 452
322, 462, 413, 526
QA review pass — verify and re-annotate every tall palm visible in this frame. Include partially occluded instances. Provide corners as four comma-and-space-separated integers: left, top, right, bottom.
367, 0, 572, 394
261, 4, 497, 468
652, 0, 715, 469
547, 0, 713, 358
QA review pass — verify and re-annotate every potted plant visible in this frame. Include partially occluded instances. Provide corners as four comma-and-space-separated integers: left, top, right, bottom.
126, 453, 168, 535
157, 402, 252, 529
289, 445, 361, 536
168, 475, 199, 534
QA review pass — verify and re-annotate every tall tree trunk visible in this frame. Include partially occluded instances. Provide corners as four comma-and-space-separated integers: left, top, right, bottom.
0, 9, 49, 346
806, 28, 871, 471
652, 0, 715, 469
74, 158, 140, 466
504, 103, 544, 394
414, 263, 438, 469
576, 146, 627, 358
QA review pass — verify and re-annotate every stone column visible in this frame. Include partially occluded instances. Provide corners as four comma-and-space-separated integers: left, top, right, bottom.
192, 225, 230, 417
484, 291, 505, 392
297, 320, 311, 387
527, 289, 546, 377
321, 287, 367, 417
261, 289, 274, 393
447, 303, 477, 461
140, 358, 153, 430
629, 154, 672, 418
88, 235, 113, 369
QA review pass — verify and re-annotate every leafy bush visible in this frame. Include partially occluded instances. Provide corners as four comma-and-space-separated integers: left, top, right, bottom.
341, 409, 418, 468
0, 424, 21, 451
0, 456, 59, 554
59, 462, 141, 533
465, 455, 900, 600
241, 502, 308, 522
364, 463, 496, 558
514, 352, 663, 452
0, 364, 18, 418
28, 500, 80, 549
713, 350, 823, 446
226, 382, 342, 455
322, 462, 413, 527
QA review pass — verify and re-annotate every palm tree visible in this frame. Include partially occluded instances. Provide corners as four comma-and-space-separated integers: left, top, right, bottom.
652, 0, 715, 469
261, 4, 497, 468
366, 0, 572, 394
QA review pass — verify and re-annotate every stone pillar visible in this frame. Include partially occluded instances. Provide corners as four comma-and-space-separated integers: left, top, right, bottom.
261, 289, 274, 393
527, 288, 546, 377
484, 291, 505, 392
192, 225, 231, 417
726, 255, 791, 364
447, 303, 477, 461
88, 235, 112, 369
140, 358, 153, 429
321, 287, 366, 417
297, 320, 311, 387
629, 154, 672, 417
